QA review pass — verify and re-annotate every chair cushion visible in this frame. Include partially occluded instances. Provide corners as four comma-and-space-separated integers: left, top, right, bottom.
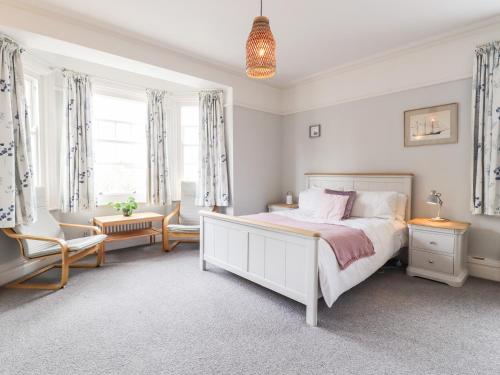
31, 234, 108, 258
167, 224, 200, 233
14, 207, 65, 258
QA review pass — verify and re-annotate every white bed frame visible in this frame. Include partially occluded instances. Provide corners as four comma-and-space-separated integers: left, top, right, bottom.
199, 173, 413, 326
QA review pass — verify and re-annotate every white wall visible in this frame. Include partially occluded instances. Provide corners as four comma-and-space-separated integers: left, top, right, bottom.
281, 78, 500, 262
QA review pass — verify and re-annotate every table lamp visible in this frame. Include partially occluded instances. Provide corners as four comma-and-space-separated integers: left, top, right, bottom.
426, 190, 447, 221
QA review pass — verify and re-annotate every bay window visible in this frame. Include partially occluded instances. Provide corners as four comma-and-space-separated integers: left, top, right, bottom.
93, 93, 148, 206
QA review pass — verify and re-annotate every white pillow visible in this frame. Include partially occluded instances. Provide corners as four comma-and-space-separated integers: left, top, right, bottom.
298, 187, 323, 214
315, 192, 350, 222
350, 191, 399, 219
396, 193, 408, 222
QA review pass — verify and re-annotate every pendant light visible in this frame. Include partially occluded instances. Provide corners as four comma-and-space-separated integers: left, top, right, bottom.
245, 0, 276, 79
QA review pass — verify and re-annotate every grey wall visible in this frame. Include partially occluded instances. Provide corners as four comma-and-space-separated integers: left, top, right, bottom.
232, 106, 283, 215
281, 78, 500, 261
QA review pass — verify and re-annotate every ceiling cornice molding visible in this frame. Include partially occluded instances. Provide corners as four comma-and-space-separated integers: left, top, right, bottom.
284, 14, 500, 89
280, 16, 500, 115
280, 75, 471, 116
232, 101, 283, 116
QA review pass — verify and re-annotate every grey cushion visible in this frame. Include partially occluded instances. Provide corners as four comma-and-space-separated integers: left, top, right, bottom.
167, 224, 200, 233
37, 234, 107, 258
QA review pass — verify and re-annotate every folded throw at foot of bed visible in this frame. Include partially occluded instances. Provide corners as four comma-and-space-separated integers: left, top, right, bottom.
242, 213, 375, 269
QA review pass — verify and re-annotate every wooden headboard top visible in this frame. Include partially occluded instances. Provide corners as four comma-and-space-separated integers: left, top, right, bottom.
304, 173, 413, 221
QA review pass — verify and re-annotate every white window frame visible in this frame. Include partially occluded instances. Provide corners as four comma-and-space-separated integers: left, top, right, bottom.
92, 81, 148, 206
24, 74, 43, 187
170, 95, 199, 200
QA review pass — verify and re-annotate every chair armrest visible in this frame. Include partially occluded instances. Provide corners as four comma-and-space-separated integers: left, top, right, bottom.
1, 229, 69, 255
59, 223, 102, 235
164, 203, 181, 227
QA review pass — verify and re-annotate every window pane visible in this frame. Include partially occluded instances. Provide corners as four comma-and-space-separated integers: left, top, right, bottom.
182, 126, 199, 146
94, 141, 120, 164
93, 94, 147, 204
95, 120, 116, 139
183, 164, 198, 182
180, 104, 199, 182
95, 165, 146, 205
94, 95, 146, 123
181, 105, 198, 127
183, 145, 198, 165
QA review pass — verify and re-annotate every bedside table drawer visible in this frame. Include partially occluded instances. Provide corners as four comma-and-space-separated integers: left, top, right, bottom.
412, 230, 454, 254
411, 249, 453, 274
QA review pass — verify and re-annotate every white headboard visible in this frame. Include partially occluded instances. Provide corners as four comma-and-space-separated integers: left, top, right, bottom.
305, 173, 413, 221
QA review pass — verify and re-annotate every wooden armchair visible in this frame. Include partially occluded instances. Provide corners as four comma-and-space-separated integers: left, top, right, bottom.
1, 193, 106, 290
163, 181, 216, 251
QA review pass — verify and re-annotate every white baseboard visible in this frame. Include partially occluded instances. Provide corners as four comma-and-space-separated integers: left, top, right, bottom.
468, 256, 500, 282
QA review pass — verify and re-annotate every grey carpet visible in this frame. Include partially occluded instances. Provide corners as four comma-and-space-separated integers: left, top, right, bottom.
1, 244, 500, 375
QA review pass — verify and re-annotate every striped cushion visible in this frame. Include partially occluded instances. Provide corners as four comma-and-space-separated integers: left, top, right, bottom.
36, 234, 107, 258
167, 224, 200, 233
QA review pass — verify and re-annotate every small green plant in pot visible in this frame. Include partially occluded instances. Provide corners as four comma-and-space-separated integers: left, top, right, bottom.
108, 197, 138, 217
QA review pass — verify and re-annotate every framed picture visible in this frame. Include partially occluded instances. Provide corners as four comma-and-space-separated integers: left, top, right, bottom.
404, 103, 458, 147
309, 124, 321, 138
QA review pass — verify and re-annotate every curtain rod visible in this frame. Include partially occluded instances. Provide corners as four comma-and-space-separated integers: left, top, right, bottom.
0, 33, 25, 53
49, 65, 201, 96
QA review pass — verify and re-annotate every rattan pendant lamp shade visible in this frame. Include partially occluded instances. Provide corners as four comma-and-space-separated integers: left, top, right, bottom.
246, 0, 276, 79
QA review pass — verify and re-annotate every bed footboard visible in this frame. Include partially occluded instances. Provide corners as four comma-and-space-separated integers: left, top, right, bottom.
200, 212, 320, 326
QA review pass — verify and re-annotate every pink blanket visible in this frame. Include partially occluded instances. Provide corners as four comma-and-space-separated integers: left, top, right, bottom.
242, 213, 375, 270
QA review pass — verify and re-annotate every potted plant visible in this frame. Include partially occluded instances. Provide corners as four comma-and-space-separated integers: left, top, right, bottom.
108, 197, 138, 217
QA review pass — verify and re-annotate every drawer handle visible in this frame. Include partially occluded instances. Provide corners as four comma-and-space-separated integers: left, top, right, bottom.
429, 241, 437, 245
428, 259, 434, 264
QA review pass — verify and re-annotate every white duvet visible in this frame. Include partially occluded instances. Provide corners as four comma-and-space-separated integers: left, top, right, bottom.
274, 209, 408, 307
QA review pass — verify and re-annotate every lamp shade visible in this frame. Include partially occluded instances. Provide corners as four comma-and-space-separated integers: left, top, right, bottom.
246, 16, 276, 79
426, 190, 442, 205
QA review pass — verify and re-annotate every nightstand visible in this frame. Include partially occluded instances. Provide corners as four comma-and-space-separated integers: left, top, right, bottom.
268, 203, 298, 212
407, 218, 470, 287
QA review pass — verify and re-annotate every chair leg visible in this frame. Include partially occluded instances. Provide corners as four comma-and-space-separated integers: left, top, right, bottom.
59, 260, 69, 288
170, 241, 181, 251
6, 263, 68, 291
163, 231, 170, 251
97, 243, 105, 266
55, 246, 104, 268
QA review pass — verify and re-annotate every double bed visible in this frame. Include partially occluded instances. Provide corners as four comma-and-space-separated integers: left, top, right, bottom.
199, 173, 413, 326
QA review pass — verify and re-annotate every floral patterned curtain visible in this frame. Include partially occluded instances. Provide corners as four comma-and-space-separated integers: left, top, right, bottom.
472, 41, 500, 216
0, 37, 37, 227
60, 70, 95, 213
196, 90, 229, 207
146, 89, 171, 206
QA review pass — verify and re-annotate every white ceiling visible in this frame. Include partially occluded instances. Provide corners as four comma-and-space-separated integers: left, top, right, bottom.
14, 0, 500, 86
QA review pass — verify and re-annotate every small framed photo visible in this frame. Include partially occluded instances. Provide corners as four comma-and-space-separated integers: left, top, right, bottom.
309, 124, 321, 138
404, 103, 458, 147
